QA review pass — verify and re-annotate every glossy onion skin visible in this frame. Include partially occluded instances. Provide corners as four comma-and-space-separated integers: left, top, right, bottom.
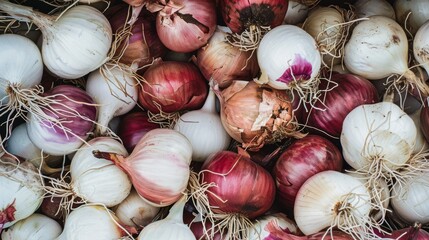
201, 151, 276, 219
272, 135, 343, 212
304, 73, 379, 137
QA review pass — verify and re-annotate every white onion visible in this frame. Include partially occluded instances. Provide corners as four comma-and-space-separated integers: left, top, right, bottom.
86, 64, 139, 136
391, 172, 429, 224
283, 1, 309, 25
0, 158, 44, 229
57, 205, 131, 239
256, 25, 321, 101
344, 16, 429, 96
394, 0, 429, 35
174, 87, 231, 162
0, 1, 112, 79
5, 123, 41, 161
413, 20, 429, 79
1, 213, 62, 240
294, 171, 374, 240
354, 0, 396, 19
114, 188, 160, 228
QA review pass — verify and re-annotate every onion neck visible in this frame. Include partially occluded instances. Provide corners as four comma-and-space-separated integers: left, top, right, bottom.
200, 88, 216, 113
92, 150, 126, 168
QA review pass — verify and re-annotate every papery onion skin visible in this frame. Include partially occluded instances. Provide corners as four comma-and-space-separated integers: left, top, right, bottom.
155, 0, 217, 53
304, 73, 379, 138
273, 135, 343, 213
201, 151, 276, 219
117, 111, 159, 152
26, 85, 96, 156
194, 26, 259, 88
375, 224, 429, 239
220, 0, 289, 34
218, 80, 302, 151
107, 3, 167, 68
138, 61, 208, 113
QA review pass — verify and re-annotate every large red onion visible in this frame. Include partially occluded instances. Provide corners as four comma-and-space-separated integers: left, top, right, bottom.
153, 0, 217, 53
200, 151, 276, 219
107, 3, 167, 68
26, 85, 96, 156
220, 0, 288, 34
272, 135, 343, 213
117, 111, 159, 152
138, 61, 208, 113
303, 73, 379, 138
194, 26, 259, 88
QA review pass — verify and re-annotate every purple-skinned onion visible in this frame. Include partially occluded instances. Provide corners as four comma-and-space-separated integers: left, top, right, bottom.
26, 85, 96, 156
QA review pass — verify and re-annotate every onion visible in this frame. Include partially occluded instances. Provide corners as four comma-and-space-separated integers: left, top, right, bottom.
283, 1, 309, 25
248, 212, 300, 239
26, 85, 97, 156
273, 135, 343, 213
193, 26, 260, 88
114, 188, 160, 228
174, 86, 231, 162
183, 210, 223, 240
138, 61, 208, 114
413, 20, 429, 89
0, 2, 112, 79
344, 16, 429, 97
192, 150, 276, 239
0, 157, 44, 230
107, 3, 167, 68
219, 0, 288, 50
255, 230, 354, 239
152, 0, 217, 53
93, 128, 192, 207
421, 99, 429, 142
1, 213, 62, 240
86, 64, 139, 136
57, 204, 136, 239
217, 80, 303, 151
303, 73, 379, 138
354, 0, 396, 19
137, 195, 195, 240
294, 171, 374, 240
256, 24, 322, 102
117, 111, 159, 152
377, 224, 429, 239
394, 0, 429, 36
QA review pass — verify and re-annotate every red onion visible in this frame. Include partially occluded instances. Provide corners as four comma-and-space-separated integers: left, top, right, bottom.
375, 224, 429, 239
117, 111, 159, 152
153, 0, 217, 53
220, 0, 288, 34
260, 230, 353, 239
303, 73, 379, 138
138, 61, 208, 114
107, 3, 167, 68
26, 85, 97, 156
199, 150, 275, 217
194, 26, 260, 88
183, 209, 223, 240
272, 135, 343, 213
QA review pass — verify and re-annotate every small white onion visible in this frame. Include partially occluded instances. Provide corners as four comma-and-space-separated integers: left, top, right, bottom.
5, 123, 41, 161
394, 0, 429, 35
283, 1, 309, 25
114, 188, 160, 228
354, 0, 396, 19
413, 20, 429, 78
1, 213, 62, 240
174, 87, 231, 162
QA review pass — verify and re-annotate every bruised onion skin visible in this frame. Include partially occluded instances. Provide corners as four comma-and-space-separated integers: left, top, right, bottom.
201, 151, 276, 219
155, 0, 217, 53
107, 3, 167, 68
117, 111, 159, 152
273, 135, 343, 212
220, 0, 289, 34
138, 61, 208, 113
304, 73, 379, 138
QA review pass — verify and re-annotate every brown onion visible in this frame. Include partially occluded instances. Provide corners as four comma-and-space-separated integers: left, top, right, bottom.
194, 26, 259, 88
272, 135, 343, 214
153, 0, 217, 53
197, 151, 276, 238
107, 3, 167, 68
138, 61, 208, 113
220, 0, 288, 34
303, 73, 379, 138
217, 80, 303, 151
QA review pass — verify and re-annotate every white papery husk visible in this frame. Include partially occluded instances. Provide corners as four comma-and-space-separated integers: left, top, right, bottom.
248, 212, 299, 240
0, 159, 44, 229
1, 213, 62, 240
57, 204, 132, 240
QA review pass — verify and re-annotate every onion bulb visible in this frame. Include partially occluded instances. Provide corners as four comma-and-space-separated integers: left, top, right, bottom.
354, 0, 396, 19
0, 1, 112, 79
413, 20, 429, 88
283, 1, 309, 25
217, 80, 303, 151
248, 213, 300, 240
394, 0, 429, 35
1, 213, 62, 240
